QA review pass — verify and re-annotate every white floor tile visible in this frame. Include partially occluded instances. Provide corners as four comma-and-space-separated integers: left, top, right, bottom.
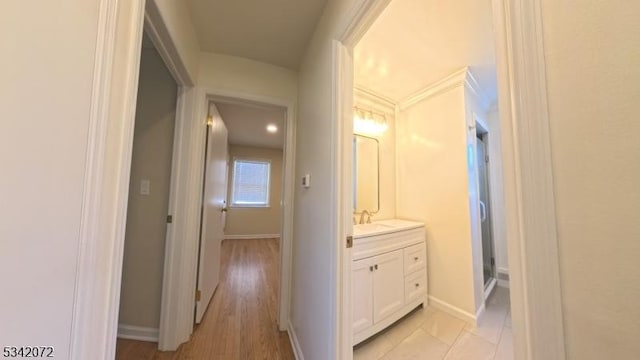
354, 333, 395, 360
421, 309, 466, 345
381, 329, 450, 360
493, 327, 514, 360
383, 307, 429, 346
504, 310, 512, 329
444, 331, 496, 360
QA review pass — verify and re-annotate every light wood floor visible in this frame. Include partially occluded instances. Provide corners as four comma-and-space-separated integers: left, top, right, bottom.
116, 238, 295, 360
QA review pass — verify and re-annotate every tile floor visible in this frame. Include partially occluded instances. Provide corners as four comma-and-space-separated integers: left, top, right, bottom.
354, 286, 513, 360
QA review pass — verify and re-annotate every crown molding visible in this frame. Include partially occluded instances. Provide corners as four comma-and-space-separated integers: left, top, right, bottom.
398, 67, 491, 111
354, 86, 396, 115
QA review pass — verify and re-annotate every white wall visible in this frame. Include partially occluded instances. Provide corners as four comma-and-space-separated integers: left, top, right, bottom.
292, 0, 361, 358
0, 1, 101, 358
198, 52, 298, 102
396, 85, 478, 316
540, 1, 640, 358
119, 46, 177, 329
150, 0, 200, 83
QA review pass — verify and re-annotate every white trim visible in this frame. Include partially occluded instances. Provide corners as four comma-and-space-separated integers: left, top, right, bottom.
69, 1, 145, 359
158, 86, 202, 351
497, 267, 510, 288
287, 321, 305, 360
143, 1, 193, 86
223, 234, 281, 240
428, 296, 480, 325
493, 0, 566, 358
398, 68, 489, 111
333, 40, 356, 360
117, 325, 159, 342
354, 86, 397, 115
485, 278, 498, 301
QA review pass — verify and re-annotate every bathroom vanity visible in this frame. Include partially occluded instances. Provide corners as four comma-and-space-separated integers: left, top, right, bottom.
352, 219, 427, 345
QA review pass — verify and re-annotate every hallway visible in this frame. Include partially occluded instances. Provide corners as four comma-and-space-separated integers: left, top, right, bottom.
116, 238, 295, 360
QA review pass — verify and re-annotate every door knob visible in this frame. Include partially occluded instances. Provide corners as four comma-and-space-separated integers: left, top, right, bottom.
221, 208, 228, 213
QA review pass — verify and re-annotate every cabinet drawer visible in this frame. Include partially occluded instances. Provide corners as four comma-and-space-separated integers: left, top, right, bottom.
404, 242, 426, 274
404, 270, 427, 304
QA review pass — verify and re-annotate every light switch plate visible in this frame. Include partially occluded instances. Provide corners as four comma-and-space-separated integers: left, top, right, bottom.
302, 174, 311, 188
140, 179, 150, 195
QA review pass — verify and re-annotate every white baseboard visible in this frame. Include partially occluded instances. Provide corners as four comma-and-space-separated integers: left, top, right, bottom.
117, 324, 159, 342
475, 303, 486, 326
485, 278, 497, 300
223, 234, 281, 240
287, 321, 304, 360
497, 268, 510, 288
428, 295, 478, 325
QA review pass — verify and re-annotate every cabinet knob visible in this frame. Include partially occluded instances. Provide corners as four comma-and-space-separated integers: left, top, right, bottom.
414, 256, 419, 261
369, 266, 373, 272
374, 264, 378, 270
415, 283, 420, 288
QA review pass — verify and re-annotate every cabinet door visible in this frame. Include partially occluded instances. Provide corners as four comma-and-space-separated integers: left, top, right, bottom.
352, 258, 374, 334
372, 249, 405, 323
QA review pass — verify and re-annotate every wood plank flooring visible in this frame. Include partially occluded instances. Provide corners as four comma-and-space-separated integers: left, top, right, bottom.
116, 238, 295, 360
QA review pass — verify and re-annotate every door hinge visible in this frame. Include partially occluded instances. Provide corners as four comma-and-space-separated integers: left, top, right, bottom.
485, 155, 490, 163
346, 235, 353, 248
195, 289, 201, 302
491, 258, 495, 266
166, 215, 173, 224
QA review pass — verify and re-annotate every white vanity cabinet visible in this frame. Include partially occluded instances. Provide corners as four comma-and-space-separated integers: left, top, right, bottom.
352, 220, 427, 345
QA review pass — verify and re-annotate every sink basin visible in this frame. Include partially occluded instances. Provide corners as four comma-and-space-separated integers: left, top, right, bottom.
354, 223, 393, 233
353, 223, 395, 238
353, 219, 425, 238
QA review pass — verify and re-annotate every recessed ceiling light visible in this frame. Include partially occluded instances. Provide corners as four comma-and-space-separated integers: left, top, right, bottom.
266, 124, 278, 133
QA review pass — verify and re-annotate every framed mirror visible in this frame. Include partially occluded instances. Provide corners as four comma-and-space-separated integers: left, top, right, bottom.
353, 134, 380, 213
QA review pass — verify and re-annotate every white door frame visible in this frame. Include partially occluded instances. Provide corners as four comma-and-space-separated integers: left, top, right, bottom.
70, 1, 147, 359
333, 0, 566, 360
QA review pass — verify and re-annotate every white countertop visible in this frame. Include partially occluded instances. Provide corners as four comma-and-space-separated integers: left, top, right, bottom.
353, 219, 424, 238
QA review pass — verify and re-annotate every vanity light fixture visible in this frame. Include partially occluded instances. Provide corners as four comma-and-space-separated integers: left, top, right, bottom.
266, 124, 278, 133
353, 107, 388, 136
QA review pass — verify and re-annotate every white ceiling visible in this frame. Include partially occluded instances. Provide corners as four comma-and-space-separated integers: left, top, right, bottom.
355, 0, 497, 103
187, 0, 328, 70
215, 100, 286, 149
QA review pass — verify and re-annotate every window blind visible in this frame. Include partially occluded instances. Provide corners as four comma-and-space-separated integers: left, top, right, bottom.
231, 159, 270, 206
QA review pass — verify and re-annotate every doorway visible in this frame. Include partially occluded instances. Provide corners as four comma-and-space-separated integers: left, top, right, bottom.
187, 98, 295, 357
334, 1, 567, 359
117, 31, 178, 344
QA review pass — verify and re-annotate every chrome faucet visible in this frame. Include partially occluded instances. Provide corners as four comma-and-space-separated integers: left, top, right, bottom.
359, 210, 372, 224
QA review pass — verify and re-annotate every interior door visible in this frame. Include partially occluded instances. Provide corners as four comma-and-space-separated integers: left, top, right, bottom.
477, 134, 494, 285
372, 249, 404, 323
195, 103, 229, 323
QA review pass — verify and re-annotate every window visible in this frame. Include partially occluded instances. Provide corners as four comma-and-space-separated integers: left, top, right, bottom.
230, 159, 271, 207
